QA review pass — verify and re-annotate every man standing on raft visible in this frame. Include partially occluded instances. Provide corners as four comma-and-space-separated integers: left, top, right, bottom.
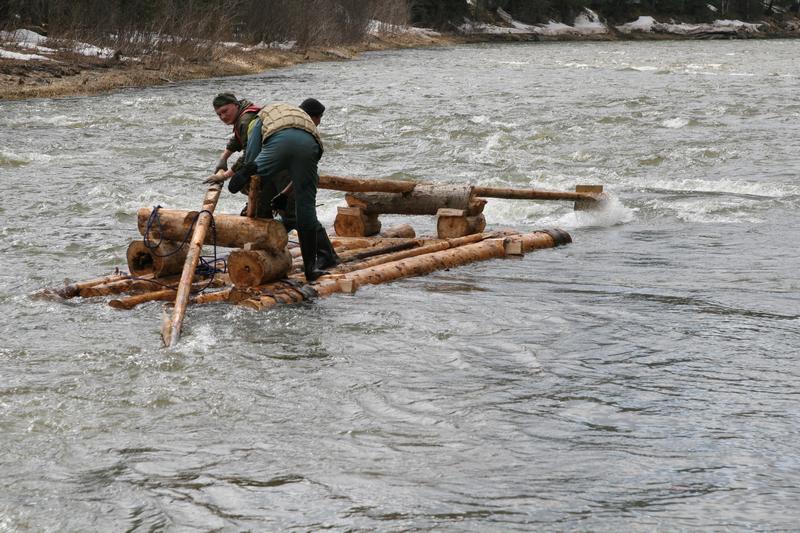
207, 101, 330, 282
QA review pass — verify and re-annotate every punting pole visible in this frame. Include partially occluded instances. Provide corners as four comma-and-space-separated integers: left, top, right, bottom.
161, 172, 224, 347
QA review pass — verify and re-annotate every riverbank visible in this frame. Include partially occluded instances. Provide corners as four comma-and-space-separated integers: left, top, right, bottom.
0, 29, 462, 101
2, 14, 798, 101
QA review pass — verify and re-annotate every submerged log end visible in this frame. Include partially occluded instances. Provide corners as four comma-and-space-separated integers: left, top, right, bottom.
574, 185, 605, 211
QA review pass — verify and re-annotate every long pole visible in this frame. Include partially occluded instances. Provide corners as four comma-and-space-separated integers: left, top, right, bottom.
161, 173, 224, 347
319, 174, 601, 203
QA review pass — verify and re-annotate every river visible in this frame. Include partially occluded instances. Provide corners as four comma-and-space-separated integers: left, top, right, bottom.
1, 39, 799, 531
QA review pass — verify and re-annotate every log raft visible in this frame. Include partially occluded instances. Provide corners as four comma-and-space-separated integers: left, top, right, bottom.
39, 172, 600, 346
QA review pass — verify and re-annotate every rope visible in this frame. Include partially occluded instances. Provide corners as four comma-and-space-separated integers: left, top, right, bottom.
135, 205, 227, 294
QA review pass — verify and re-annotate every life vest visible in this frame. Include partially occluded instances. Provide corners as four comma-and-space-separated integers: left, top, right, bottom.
232, 103, 262, 147
257, 103, 323, 153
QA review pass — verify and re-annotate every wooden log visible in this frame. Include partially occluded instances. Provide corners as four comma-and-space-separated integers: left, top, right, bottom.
379, 224, 416, 239
333, 206, 381, 237
472, 184, 603, 203
319, 174, 416, 194
246, 175, 261, 218
330, 236, 418, 251
346, 184, 474, 216
228, 248, 293, 288
137, 208, 288, 251
109, 277, 226, 310
162, 177, 222, 348
334, 233, 492, 274
127, 240, 188, 277
436, 208, 487, 239
574, 185, 605, 211
36, 272, 129, 300
255, 229, 568, 309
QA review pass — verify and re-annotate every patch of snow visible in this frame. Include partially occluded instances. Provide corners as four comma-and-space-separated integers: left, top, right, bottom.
616, 16, 760, 34
367, 19, 441, 37
73, 41, 115, 58
573, 9, 608, 33
0, 48, 51, 61
461, 8, 609, 36
240, 40, 296, 51
0, 29, 49, 46
713, 19, 761, 32
707, 3, 718, 11
616, 16, 657, 33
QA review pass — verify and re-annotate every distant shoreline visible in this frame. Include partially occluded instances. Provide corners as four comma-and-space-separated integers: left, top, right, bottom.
2, 19, 798, 102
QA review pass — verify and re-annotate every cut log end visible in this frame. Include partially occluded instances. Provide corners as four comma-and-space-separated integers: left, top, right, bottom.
127, 240, 188, 277
334, 206, 381, 237
228, 248, 293, 288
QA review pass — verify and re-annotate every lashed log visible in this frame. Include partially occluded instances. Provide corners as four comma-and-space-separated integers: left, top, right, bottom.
109, 278, 226, 310
243, 230, 568, 310
37, 272, 129, 300
137, 208, 288, 251
162, 177, 223, 347
333, 233, 491, 274
346, 184, 475, 216
319, 174, 417, 194
228, 248, 293, 288
127, 240, 188, 277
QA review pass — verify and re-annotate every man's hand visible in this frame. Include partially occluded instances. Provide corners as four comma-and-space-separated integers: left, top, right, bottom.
271, 192, 289, 212
204, 173, 227, 185
214, 158, 228, 173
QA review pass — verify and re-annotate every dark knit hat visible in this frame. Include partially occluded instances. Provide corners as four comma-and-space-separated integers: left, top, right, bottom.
299, 98, 325, 117
212, 92, 238, 108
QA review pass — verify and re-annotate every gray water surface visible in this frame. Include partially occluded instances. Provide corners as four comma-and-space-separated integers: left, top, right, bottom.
1, 39, 799, 531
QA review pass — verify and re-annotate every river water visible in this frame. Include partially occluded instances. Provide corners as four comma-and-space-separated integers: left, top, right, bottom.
1, 39, 798, 531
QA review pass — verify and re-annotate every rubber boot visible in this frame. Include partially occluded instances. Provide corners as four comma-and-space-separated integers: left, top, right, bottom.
315, 226, 340, 270
298, 228, 327, 282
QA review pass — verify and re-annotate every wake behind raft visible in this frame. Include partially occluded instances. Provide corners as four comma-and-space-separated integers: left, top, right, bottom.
39, 174, 606, 347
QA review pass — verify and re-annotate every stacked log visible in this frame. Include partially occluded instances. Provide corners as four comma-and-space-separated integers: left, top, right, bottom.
137, 208, 288, 250
333, 206, 381, 237
127, 240, 188, 277
228, 248, 293, 288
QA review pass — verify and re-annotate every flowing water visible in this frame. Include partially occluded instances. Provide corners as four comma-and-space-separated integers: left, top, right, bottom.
1, 39, 799, 531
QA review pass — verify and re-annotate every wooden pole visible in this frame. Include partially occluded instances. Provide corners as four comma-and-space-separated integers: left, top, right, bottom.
246, 175, 261, 218
320, 174, 602, 204
472, 185, 601, 203
319, 174, 416, 193
162, 175, 223, 347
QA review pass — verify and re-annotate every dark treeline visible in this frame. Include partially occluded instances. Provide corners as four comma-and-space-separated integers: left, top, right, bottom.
411, 0, 799, 27
0, 0, 410, 58
2, 0, 798, 54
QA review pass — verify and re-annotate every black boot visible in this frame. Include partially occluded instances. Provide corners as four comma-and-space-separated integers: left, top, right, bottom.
298, 228, 327, 282
315, 225, 340, 270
